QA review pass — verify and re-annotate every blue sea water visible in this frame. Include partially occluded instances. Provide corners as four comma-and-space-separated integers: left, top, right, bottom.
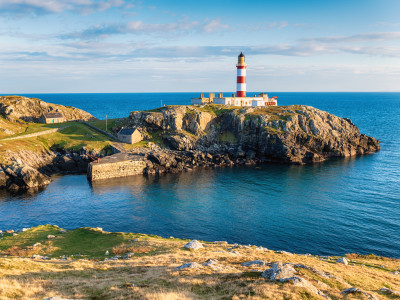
1, 92, 399, 257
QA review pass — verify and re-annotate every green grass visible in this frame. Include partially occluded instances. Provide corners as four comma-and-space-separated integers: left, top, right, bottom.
0, 225, 182, 259
196, 104, 236, 116
88, 118, 126, 134
0, 123, 114, 164
218, 132, 237, 144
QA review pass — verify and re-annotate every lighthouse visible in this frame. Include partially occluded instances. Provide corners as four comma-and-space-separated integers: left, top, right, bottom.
191, 52, 278, 107
236, 52, 247, 97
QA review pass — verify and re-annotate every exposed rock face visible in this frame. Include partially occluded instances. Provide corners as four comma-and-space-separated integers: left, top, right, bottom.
128, 105, 380, 165
0, 148, 94, 193
0, 95, 96, 122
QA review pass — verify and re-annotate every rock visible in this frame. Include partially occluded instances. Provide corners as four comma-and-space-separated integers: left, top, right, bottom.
5, 230, 14, 234
337, 257, 349, 265
256, 246, 268, 251
22, 228, 29, 232
0, 95, 96, 122
165, 133, 195, 151
33, 242, 41, 247
105, 250, 109, 255
380, 288, 400, 296
0, 170, 7, 188
203, 259, 237, 272
261, 262, 296, 281
184, 240, 204, 251
341, 287, 378, 300
59, 229, 66, 233
241, 260, 269, 267
175, 262, 202, 270
276, 250, 293, 255
47, 235, 55, 239
123, 252, 134, 259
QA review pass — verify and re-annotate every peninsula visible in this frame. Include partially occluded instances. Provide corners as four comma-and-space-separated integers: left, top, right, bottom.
0, 95, 379, 192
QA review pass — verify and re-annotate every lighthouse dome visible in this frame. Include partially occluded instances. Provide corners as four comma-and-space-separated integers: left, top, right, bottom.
238, 52, 245, 57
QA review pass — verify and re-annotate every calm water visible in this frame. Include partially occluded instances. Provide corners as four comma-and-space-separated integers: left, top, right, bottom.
1, 93, 399, 257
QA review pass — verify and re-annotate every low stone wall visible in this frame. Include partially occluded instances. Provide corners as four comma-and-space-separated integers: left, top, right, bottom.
0, 126, 70, 141
87, 154, 146, 181
82, 122, 118, 141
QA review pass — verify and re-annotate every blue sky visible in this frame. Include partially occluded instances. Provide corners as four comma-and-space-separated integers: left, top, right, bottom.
1, 0, 400, 92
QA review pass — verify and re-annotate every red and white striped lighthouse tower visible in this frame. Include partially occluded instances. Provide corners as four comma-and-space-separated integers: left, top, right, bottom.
236, 52, 247, 97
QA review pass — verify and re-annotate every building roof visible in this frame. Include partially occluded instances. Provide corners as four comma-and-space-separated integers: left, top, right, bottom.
118, 128, 137, 135
43, 112, 64, 119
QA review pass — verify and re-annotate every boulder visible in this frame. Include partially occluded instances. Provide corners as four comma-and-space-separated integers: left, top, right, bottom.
165, 133, 195, 151
175, 262, 202, 270
380, 288, 400, 296
0, 169, 7, 187
47, 235, 55, 239
123, 252, 134, 259
241, 260, 269, 267
261, 262, 296, 281
184, 240, 204, 251
17, 165, 51, 189
337, 257, 349, 265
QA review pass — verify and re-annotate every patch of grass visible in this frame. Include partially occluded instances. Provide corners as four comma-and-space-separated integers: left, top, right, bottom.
88, 118, 126, 134
196, 104, 236, 116
218, 132, 237, 144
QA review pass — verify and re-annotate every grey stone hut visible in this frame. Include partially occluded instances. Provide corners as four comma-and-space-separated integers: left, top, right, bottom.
40, 112, 65, 124
117, 128, 143, 144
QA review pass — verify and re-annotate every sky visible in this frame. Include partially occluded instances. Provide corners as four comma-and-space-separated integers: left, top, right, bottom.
1, 0, 400, 93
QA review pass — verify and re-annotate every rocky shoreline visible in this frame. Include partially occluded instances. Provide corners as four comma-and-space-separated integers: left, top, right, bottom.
0, 96, 380, 193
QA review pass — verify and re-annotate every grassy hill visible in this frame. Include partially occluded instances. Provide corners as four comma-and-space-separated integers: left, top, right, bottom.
0, 225, 398, 299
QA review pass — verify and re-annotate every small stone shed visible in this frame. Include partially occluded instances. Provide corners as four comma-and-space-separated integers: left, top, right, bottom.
40, 112, 65, 124
117, 128, 143, 144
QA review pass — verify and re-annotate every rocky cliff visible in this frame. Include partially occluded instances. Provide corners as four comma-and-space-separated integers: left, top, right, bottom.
0, 95, 96, 122
128, 104, 380, 165
0, 103, 380, 193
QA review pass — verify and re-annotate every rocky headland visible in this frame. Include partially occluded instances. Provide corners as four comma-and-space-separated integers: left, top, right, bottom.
0, 96, 380, 192
0, 95, 95, 123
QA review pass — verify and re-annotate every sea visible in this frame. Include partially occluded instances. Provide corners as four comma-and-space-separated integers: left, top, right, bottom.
0, 92, 399, 257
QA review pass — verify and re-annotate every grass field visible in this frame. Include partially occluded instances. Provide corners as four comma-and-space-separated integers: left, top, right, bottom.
0, 225, 399, 299
88, 118, 127, 134
0, 123, 114, 164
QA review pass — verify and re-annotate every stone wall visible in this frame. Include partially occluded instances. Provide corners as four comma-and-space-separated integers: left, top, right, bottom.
87, 156, 146, 181
82, 122, 118, 141
0, 126, 70, 141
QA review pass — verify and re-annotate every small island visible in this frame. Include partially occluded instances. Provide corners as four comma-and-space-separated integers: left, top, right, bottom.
0, 95, 379, 192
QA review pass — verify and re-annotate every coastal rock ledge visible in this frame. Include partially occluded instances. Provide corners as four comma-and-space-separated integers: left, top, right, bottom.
127, 104, 380, 165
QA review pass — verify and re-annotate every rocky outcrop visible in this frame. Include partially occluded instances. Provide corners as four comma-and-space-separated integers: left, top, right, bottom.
0, 148, 98, 193
128, 105, 380, 165
0, 95, 96, 122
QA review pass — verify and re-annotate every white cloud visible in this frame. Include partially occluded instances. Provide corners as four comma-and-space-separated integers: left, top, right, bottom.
0, 0, 128, 15
60, 19, 230, 40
